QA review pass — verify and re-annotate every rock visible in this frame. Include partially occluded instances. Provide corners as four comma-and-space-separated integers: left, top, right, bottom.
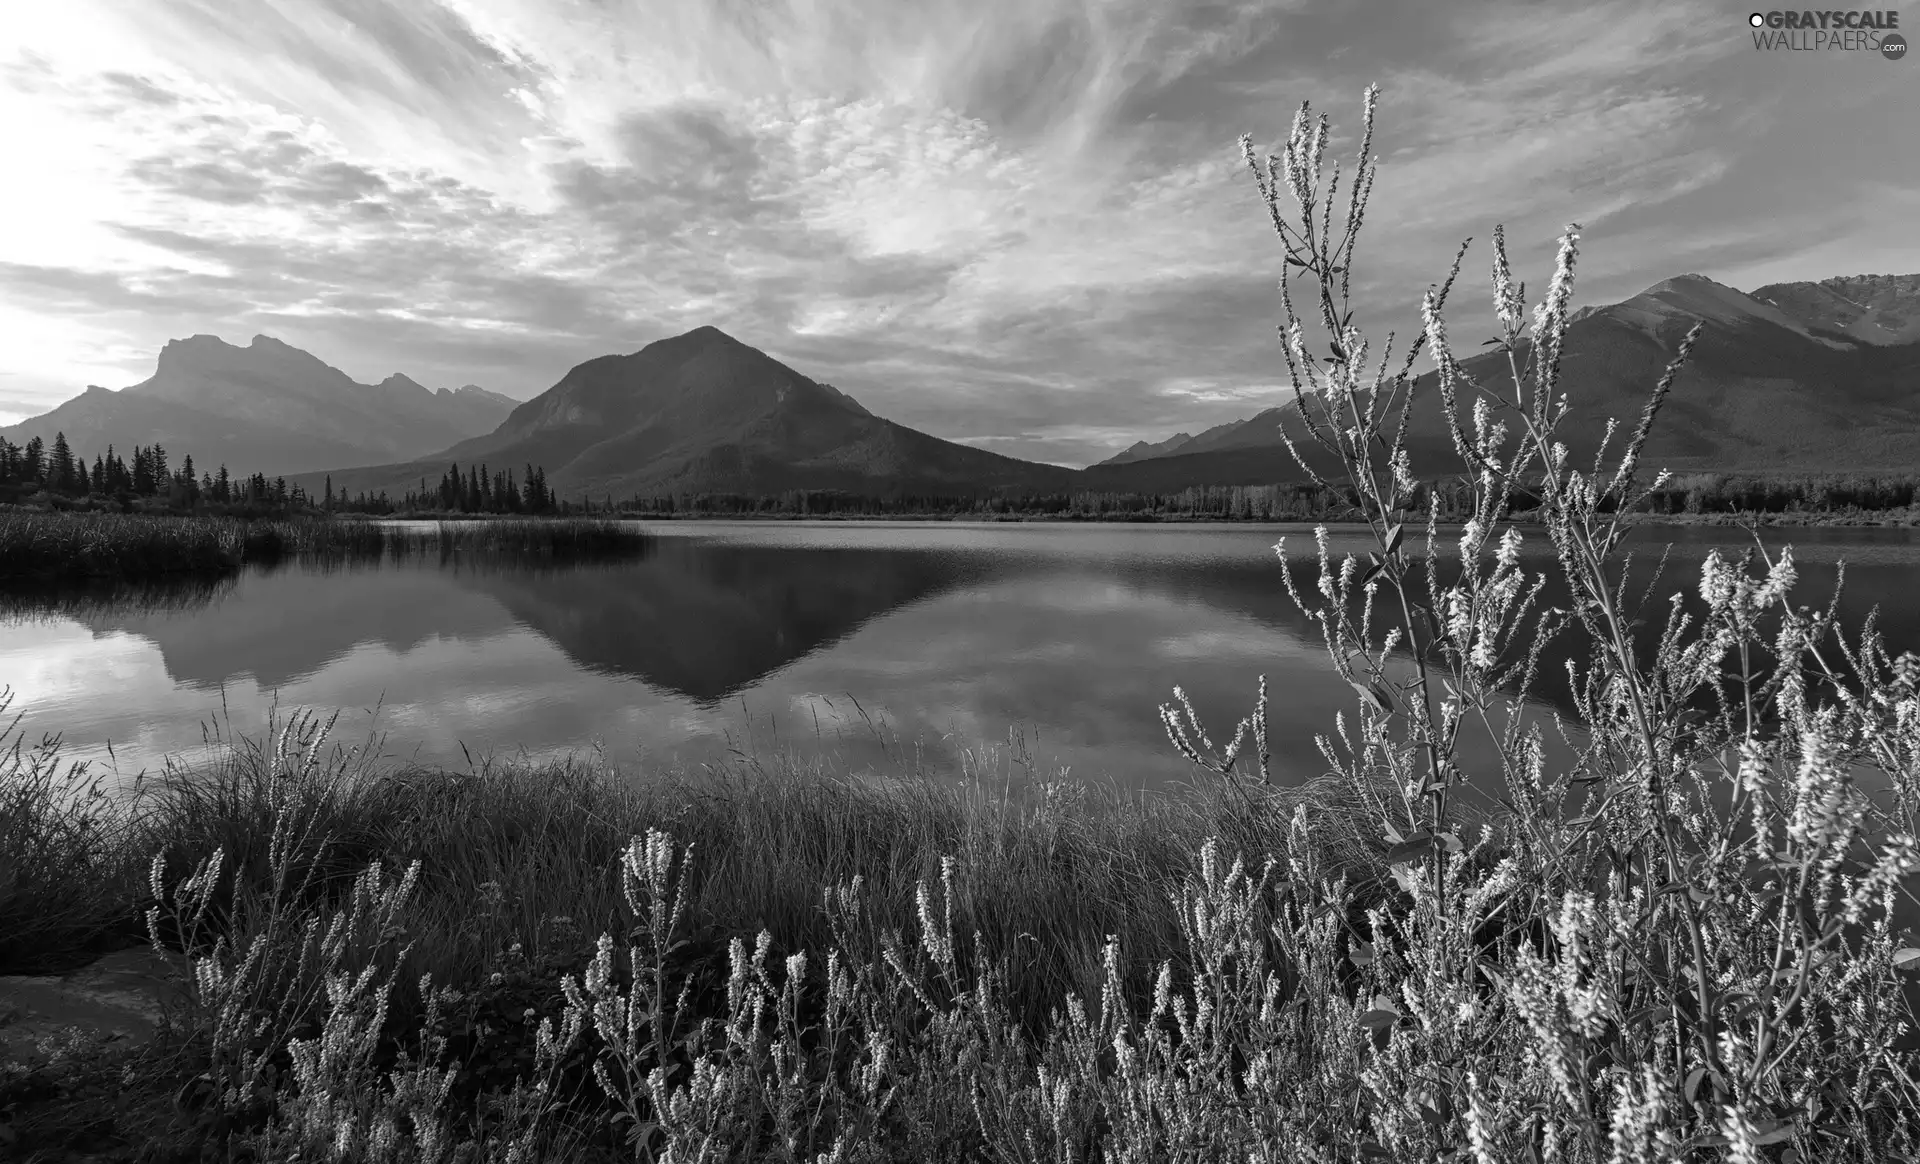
0, 945, 194, 1068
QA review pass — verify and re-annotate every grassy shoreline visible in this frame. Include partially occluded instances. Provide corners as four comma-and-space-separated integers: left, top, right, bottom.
0, 512, 653, 585
2, 711, 1393, 1161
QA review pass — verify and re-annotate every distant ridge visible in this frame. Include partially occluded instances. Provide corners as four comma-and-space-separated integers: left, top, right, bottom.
0, 334, 516, 475
1076, 271, 1920, 488
1092, 431, 1195, 467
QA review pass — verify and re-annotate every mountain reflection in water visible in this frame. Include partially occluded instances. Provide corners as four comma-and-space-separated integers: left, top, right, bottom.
6, 521, 1918, 793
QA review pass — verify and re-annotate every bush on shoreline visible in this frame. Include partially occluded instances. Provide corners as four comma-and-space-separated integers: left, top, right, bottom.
5, 86, 1920, 1162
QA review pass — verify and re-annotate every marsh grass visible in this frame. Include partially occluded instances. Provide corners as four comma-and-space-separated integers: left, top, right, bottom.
0, 513, 652, 584
0, 703, 1383, 1161
6, 85, 1920, 1163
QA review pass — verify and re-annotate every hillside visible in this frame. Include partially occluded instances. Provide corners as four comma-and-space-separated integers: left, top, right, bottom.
1750, 273, 1920, 346
1083, 272, 1920, 491
0, 335, 515, 475
297, 326, 1076, 500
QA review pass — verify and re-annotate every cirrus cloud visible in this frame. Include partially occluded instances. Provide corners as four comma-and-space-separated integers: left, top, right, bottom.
2, 0, 1914, 460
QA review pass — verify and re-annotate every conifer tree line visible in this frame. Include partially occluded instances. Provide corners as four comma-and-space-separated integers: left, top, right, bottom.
0, 431, 563, 516
7, 428, 1915, 521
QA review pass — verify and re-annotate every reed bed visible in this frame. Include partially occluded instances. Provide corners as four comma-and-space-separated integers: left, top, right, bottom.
0, 513, 652, 584
5, 86, 1920, 1163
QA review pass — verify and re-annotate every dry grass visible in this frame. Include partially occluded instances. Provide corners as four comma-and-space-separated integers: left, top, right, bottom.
0, 704, 1383, 1161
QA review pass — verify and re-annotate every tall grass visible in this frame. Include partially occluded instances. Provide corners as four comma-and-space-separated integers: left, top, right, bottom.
0, 513, 652, 584
5, 85, 1920, 1163
0, 700, 1382, 1160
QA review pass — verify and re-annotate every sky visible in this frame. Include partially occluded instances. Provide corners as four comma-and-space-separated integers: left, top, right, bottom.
1, 0, 1915, 468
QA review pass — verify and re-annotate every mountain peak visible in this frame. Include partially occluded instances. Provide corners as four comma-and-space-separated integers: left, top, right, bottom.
1642, 273, 1730, 297
647, 324, 744, 354
1094, 430, 1198, 466
161, 333, 233, 354
1601, 272, 1844, 345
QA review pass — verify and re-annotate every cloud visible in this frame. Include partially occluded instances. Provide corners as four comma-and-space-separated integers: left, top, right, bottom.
1, 0, 1914, 462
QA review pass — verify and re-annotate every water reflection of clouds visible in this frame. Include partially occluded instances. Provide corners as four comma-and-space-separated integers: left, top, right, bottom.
12, 523, 1918, 793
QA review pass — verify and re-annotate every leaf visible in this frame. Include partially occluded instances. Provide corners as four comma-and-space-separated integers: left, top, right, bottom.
1349, 940, 1377, 968
1684, 1066, 1708, 1105
1752, 1121, 1798, 1146
1358, 1008, 1400, 1032
1359, 1143, 1393, 1161
1893, 947, 1920, 971
1384, 523, 1405, 556
1350, 680, 1390, 714
1386, 833, 1435, 864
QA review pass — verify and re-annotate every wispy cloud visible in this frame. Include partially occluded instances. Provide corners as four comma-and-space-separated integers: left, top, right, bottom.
3, 0, 1914, 462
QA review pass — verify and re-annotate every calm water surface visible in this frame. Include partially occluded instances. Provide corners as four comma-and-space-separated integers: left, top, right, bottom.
8, 521, 1920, 792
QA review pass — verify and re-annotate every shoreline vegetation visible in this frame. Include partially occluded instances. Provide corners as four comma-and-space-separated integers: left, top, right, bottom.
3, 503, 1908, 589
0, 513, 651, 586
4, 415, 1917, 532
6, 87, 1920, 1163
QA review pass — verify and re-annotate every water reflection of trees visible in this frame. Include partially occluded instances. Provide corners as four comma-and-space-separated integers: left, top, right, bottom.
0, 574, 240, 623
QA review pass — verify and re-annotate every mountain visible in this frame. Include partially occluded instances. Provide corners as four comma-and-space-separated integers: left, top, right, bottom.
1082, 272, 1920, 488
1751, 273, 1920, 346
299, 325, 1075, 500
1092, 431, 1194, 466
0, 335, 517, 475
457, 383, 519, 407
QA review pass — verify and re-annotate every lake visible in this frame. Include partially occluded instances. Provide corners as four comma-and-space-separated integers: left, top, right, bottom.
7, 520, 1920, 795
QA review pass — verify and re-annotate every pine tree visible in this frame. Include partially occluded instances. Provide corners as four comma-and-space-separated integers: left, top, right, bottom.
48, 432, 75, 493
22, 436, 44, 485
